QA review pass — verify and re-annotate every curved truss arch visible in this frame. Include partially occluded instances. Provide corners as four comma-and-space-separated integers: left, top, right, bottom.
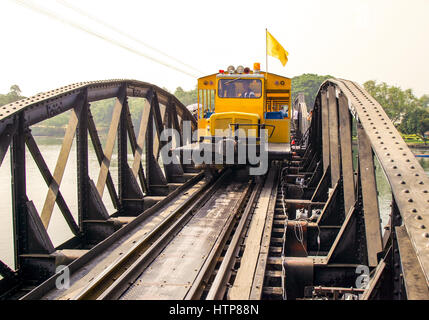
306, 78, 429, 297
0, 80, 198, 284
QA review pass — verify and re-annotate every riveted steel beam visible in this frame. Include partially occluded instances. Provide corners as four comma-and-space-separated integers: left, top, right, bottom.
328, 86, 341, 186
0, 124, 16, 166
321, 90, 330, 173
357, 123, 383, 267
395, 225, 429, 299
338, 92, 356, 216
322, 79, 429, 286
76, 94, 89, 229
118, 97, 144, 213
11, 114, 27, 268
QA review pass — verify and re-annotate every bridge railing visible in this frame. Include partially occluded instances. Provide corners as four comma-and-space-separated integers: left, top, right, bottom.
302, 79, 429, 298
0, 80, 197, 287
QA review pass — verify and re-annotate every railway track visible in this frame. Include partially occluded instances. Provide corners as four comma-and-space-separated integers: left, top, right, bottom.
22, 168, 268, 300
260, 181, 286, 300
70, 169, 262, 300
74, 171, 234, 300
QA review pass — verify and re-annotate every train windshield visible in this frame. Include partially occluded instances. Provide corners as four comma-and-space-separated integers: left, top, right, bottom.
218, 79, 262, 99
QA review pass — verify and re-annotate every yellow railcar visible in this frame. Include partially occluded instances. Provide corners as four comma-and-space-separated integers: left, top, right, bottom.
177, 63, 291, 170
196, 64, 291, 159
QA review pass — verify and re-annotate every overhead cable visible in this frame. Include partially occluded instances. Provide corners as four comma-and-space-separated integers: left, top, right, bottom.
56, 0, 205, 75
13, 0, 199, 78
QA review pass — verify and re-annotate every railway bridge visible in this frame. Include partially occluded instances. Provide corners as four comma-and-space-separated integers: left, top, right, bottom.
0, 78, 428, 300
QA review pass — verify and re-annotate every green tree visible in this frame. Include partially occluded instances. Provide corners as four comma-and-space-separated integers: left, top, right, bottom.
174, 86, 198, 106
0, 84, 25, 106
399, 107, 429, 144
9, 85, 22, 97
420, 94, 429, 109
363, 81, 419, 124
291, 74, 334, 109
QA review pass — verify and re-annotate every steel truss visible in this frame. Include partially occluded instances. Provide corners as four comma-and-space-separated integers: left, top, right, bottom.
0, 80, 197, 297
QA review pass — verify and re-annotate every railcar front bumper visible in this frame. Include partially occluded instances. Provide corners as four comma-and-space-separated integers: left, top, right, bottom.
173, 137, 291, 166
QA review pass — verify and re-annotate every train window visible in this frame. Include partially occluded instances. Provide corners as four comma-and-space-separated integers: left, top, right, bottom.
218, 79, 262, 99
280, 104, 289, 117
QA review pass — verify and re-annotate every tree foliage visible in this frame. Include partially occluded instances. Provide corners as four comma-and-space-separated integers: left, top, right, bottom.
363, 81, 420, 124
364, 80, 429, 142
0, 85, 26, 106
398, 107, 429, 143
291, 74, 333, 109
420, 94, 429, 109
174, 86, 198, 106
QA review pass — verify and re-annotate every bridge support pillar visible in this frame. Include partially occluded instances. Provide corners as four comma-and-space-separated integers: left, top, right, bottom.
11, 114, 28, 272
118, 98, 145, 216
77, 95, 89, 233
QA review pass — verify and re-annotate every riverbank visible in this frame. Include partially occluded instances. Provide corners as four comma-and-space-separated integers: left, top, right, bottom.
407, 143, 429, 149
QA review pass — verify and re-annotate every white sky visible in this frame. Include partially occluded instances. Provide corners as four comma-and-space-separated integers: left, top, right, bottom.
0, 0, 428, 98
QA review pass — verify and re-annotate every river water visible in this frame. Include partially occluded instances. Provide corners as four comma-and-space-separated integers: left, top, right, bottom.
0, 136, 123, 270
0, 139, 428, 272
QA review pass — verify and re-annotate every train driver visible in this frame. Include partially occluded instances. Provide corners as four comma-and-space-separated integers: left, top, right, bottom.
242, 81, 256, 98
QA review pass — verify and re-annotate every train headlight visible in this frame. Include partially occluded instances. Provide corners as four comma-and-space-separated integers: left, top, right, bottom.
236, 65, 244, 74
227, 65, 235, 74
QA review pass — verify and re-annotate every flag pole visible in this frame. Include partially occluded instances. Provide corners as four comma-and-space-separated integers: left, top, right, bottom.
265, 28, 268, 80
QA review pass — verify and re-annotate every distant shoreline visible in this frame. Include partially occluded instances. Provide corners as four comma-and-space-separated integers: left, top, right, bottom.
407, 144, 429, 149
31, 134, 429, 151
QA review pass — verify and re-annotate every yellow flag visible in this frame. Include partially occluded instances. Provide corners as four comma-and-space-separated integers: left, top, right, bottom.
267, 30, 289, 67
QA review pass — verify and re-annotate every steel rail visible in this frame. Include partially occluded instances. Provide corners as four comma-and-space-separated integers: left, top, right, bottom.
205, 179, 264, 300
75, 170, 230, 300
184, 181, 254, 300
323, 79, 429, 285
